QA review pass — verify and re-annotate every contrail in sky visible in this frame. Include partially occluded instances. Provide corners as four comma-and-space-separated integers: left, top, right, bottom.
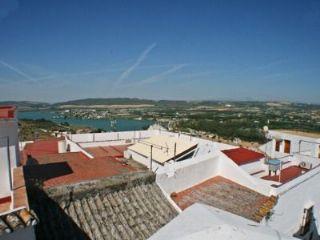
0, 60, 35, 82
124, 64, 186, 87
114, 42, 157, 87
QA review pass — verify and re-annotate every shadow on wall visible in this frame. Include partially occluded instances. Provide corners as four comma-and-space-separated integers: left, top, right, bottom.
27, 187, 89, 240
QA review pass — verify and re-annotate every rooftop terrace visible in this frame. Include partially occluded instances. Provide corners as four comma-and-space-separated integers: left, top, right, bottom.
261, 165, 310, 184
22, 140, 147, 188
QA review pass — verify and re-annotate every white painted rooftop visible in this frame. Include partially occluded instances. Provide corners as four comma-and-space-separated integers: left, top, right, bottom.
128, 135, 198, 164
149, 203, 296, 240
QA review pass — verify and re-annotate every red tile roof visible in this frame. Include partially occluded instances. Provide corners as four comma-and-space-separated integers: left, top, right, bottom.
262, 166, 309, 184
222, 147, 265, 165
171, 176, 272, 222
0, 105, 16, 119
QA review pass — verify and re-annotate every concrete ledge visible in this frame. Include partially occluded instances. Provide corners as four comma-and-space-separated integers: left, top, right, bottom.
42, 171, 155, 202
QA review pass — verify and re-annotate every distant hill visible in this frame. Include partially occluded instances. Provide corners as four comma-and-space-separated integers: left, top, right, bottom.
54, 98, 156, 106
0, 101, 50, 110
1, 98, 318, 110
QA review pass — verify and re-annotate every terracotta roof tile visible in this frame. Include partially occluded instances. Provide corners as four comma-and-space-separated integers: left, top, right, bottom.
30, 180, 177, 239
0, 208, 37, 236
171, 176, 274, 222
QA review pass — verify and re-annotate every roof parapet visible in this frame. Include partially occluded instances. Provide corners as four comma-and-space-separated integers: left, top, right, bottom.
0, 106, 16, 119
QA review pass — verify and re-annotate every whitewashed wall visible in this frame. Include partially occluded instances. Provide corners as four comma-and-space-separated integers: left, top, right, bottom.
126, 150, 162, 171
268, 168, 320, 236
0, 119, 19, 167
216, 152, 272, 196
79, 140, 134, 148
0, 118, 19, 198
240, 158, 268, 174
156, 148, 272, 196
156, 153, 221, 194
69, 130, 155, 143
19, 141, 33, 151
266, 131, 320, 158
0, 137, 11, 198
65, 138, 94, 159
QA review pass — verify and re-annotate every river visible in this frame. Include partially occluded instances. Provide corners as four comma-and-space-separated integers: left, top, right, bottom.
18, 111, 154, 131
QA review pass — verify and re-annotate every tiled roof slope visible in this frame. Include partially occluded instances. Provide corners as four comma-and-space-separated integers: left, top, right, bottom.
30, 177, 177, 240
172, 176, 276, 222
0, 208, 37, 236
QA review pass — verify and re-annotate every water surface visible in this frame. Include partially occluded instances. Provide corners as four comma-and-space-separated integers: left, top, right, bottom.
19, 111, 153, 131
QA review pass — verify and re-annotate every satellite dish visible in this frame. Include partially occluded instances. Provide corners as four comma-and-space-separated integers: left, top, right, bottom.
263, 126, 269, 132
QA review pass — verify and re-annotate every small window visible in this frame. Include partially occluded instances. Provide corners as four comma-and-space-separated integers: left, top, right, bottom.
275, 140, 281, 152
284, 140, 291, 154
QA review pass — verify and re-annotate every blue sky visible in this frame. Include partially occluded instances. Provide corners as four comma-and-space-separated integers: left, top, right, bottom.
0, 0, 320, 103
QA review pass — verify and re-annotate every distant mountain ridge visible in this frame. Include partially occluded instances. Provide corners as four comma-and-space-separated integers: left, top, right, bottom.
0, 101, 50, 110
54, 98, 156, 106
0, 98, 194, 110
1, 98, 318, 110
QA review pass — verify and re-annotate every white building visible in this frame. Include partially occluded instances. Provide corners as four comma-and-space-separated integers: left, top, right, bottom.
15, 117, 320, 240
150, 203, 296, 240
0, 106, 37, 240
262, 130, 320, 159
0, 106, 20, 200
61, 128, 320, 239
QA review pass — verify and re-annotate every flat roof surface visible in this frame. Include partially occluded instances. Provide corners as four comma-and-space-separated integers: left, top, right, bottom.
22, 140, 146, 188
262, 166, 309, 184
21, 139, 61, 165
85, 145, 130, 158
24, 139, 60, 154
24, 157, 140, 188
128, 135, 197, 164
26, 152, 90, 165
171, 176, 275, 222
222, 147, 265, 165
